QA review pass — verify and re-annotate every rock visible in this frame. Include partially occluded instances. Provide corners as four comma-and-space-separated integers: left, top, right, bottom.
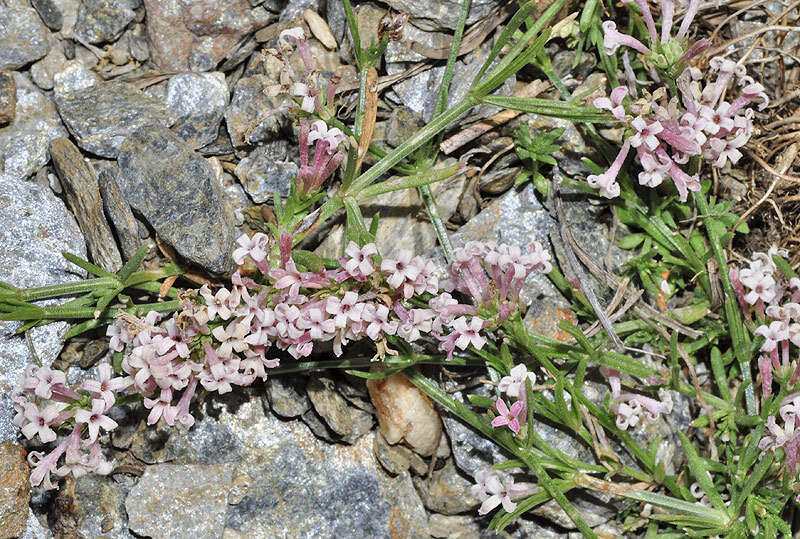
55, 81, 169, 158
0, 6, 52, 70
0, 443, 30, 538
233, 140, 297, 202
303, 9, 336, 49
143, 0, 270, 72
30, 46, 67, 90
315, 166, 465, 259
385, 21, 451, 63
380, 0, 495, 30
265, 375, 310, 418
442, 414, 505, 479
50, 138, 123, 271
373, 430, 412, 475
96, 164, 143, 261
413, 460, 478, 515
128, 24, 149, 62
52, 60, 101, 97
226, 74, 290, 147
0, 71, 14, 126
74, 0, 137, 44
116, 125, 235, 273
0, 73, 66, 181
366, 372, 442, 457
518, 115, 596, 177
218, 399, 430, 537
165, 72, 229, 149
22, 509, 51, 539
306, 375, 373, 444
428, 513, 480, 538
0, 179, 85, 442
31, 0, 64, 31
72, 474, 131, 538
126, 463, 235, 539
385, 107, 425, 149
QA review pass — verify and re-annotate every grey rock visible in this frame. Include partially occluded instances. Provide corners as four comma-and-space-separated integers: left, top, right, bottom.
428, 513, 481, 538
265, 375, 310, 418
165, 72, 229, 149
55, 81, 169, 158
0, 6, 52, 70
74, 0, 137, 44
143, 0, 270, 72
21, 509, 52, 539
0, 179, 85, 442
96, 163, 143, 261
385, 21, 451, 63
0, 73, 66, 181
307, 375, 373, 444
52, 60, 101, 97
373, 430, 412, 475
385, 107, 425, 149
126, 464, 235, 539
226, 75, 291, 147
442, 413, 506, 479
50, 137, 122, 271
31, 0, 64, 31
301, 407, 339, 443
0, 71, 14, 126
380, 0, 495, 30
30, 46, 67, 90
233, 139, 297, 202
218, 399, 430, 537
128, 24, 149, 62
116, 125, 235, 273
316, 166, 465, 259
73, 474, 133, 538
413, 459, 478, 515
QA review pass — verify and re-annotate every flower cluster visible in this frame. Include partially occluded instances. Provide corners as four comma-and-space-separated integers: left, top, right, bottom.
760, 396, 800, 480
601, 366, 673, 430
590, 0, 768, 201
491, 364, 537, 435
470, 468, 536, 515
13, 363, 131, 489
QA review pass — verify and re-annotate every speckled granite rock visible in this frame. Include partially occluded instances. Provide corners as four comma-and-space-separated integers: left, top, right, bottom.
116, 125, 235, 274
0, 6, 53, 70
307, 374, 373, 444
126, 464, 235, 539
0, 179, 85, 442
74, 0, 138, 44
54, 81, 170, 158
165, 72, 229, 149
31, 0, 64, 31
52, 60, 101, 97
143, 0, 270, 71
73, 474, 134, 538
0, 73, 66, 180
0, 71, 14, 126
226, 74, 291, 147
234, 140, 297, 202
413, 459, 478, 515
0, 443, 30, 538
379, 0, 495, 31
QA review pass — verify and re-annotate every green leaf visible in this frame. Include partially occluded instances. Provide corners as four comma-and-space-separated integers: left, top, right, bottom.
118, 245, 149, 283
62, 251, 116, 278
677, 431, 729, 515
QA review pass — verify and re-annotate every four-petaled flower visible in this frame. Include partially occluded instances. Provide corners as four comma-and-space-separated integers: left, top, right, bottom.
491, 398, 525, 434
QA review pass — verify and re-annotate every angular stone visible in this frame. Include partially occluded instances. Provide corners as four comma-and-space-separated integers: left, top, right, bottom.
380, 0, 495, 30
226, 74, 290, 147
52, 60, 101, 97
73, 473, 131, 538
385, 21, 451, 63
0, 443, 30, 538
30, 46, 67, 90
50, 138, 122, 271
74, 0, 137, 44
265, 375, 310, 418
0, 6, 53, 71
0, 71, 15, 126
307, 375, 373, 444
233, 140, 297, 202
428, 513, 481, 538
55, 81, 169, 158
96, 163, 143, 261
373, 430, 412, 475
143, 0, 270, 72
315, 168, 465, 259
0, 72, 66, 181
116, 125, 235, 273
126, 464, 235, 539
413, 460, 478, 515
165, 72, 229, 149
0, 179, 85, 442
218, 399, 430, 537
31, 0, 64, 31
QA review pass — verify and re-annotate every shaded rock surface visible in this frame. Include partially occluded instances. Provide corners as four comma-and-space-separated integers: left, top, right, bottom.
234, 139, 297, 202
55, 81, 169, 158
116, 125, 235, 273
96, 163, 143, 261
0, 443, 30, 538
74, 0, 138, 44
0, 71, 15, 126
226, 74, 291, 147
307, 374, 373, 444
0, 6, 53, 70
0, 73, 66, 181
380, 0, 495, 31
165, 72, 229, 149
126, 464, 234, 539
0, 179, 85, 442
143, 0, 269, 71
31, 0, 64, 31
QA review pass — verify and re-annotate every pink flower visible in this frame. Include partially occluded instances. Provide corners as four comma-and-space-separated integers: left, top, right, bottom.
325, 291, 364, 328
232, 232, 268, 265
278, 27, 305, 48
491, 398, 525, 434
498, 364, 537, 399
381, 250, 421, 292
144, 388, 177, 425
343, 242, 378, 277
629, 117, 663, 150
29, 366, 67, 399
81, 363, 132, 410
601, 21, 650, 56
451, 316, 486, 350
74, 399, 118, 443
593, 86, 628, 120
200, 285, 234, 320
20, 403, 64, 443
470, 469, 534, 515
308, 120, 345, 153
755, 321, 789, 353
587, 140, 630, 198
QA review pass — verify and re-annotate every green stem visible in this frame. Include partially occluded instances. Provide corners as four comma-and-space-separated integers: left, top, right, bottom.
1, 277, 119, 301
